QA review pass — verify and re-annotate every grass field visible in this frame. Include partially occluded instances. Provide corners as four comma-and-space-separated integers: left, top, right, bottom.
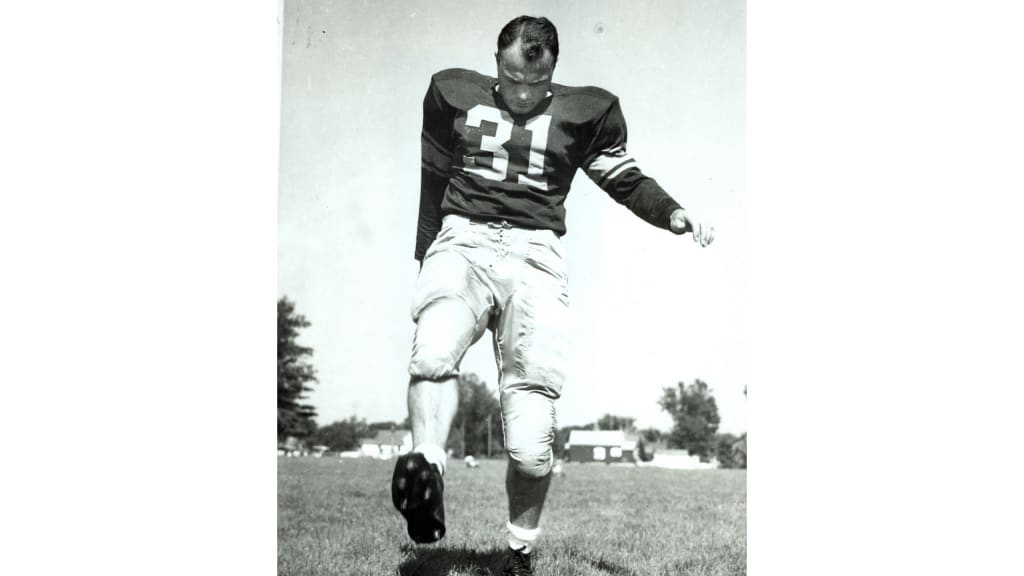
279, 457, 745, 576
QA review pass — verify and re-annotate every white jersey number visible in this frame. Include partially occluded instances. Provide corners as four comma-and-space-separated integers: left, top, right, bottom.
463, 104, 551, 191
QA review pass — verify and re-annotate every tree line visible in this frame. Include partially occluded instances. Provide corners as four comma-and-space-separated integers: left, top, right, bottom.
278, 296, 745, 468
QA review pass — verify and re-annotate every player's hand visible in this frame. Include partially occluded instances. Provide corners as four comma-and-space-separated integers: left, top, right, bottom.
670, 208, 715, 247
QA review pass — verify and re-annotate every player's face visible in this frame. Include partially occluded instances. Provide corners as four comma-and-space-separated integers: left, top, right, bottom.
495, 43, 554, 115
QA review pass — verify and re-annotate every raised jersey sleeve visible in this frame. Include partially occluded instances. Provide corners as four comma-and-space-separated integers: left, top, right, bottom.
416, 75, 457, 261
582, 100, 684, 233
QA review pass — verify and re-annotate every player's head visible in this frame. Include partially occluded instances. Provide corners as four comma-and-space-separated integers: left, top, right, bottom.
497, 16, 559, 66
494, 16, 558, 115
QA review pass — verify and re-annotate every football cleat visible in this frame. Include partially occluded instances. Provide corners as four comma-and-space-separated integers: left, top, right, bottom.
391, 452, 446, 543
503, 546, 533, 576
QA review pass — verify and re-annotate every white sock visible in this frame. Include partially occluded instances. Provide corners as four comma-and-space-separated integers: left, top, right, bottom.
507, 521, 540, 554
413, 443, 447, 476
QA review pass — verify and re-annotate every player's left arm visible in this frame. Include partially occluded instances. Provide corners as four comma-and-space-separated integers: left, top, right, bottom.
583, 100, 714, 247
669, 207, 715, 247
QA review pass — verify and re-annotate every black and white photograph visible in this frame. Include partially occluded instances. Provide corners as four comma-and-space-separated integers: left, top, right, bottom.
278, 1, 746, 574
13, 2, 1024, 576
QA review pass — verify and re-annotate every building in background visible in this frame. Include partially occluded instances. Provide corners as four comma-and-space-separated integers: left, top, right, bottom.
359, 429, 412, 459
565, 430, 637, 464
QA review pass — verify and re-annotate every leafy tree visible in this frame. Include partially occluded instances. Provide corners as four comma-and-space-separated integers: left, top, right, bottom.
596, 414, 636, 431
639, 427, 663, 444
714, 432, 747, 469
635, 436, 654, 462
278, 297, 318, 440
447, 373, 502, 457
658, 379, 721, 461
288, 417, 317, 442
309, 416, 369, 452
635, 428, 664, 462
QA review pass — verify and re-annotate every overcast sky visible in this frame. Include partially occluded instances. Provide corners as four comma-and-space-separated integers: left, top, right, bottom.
278, 0, 746, 433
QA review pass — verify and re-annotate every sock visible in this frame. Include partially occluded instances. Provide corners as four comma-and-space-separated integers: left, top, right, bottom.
507, 521, 540, 554
414, 443, 447, 476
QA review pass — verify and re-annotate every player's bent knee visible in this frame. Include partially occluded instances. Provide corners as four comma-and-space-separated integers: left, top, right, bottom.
508, 447, 553, 479
409, 297, 484, 381
408, 352, 459, 381
408, 328, 464, 381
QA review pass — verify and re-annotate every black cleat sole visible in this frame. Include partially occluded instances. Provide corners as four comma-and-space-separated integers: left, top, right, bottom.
391, 453, 446, 544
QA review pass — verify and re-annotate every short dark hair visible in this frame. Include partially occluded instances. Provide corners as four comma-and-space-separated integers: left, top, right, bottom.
497, 16, 559, 65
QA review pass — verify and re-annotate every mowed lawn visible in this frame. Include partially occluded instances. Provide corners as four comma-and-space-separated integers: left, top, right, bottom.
279, 457, 745, 576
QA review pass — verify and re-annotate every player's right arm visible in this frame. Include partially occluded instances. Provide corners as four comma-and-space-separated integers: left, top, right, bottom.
415, 75, 457, 262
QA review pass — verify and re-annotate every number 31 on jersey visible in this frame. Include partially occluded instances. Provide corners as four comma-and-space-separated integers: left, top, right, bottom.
461, 104, 551, 191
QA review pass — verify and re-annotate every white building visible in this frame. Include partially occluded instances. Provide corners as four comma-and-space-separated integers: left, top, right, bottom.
565, 430, 637, 463
358, 429, 412, 459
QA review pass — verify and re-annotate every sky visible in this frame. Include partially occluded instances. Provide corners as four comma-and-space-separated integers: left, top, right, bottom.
278, 0, 746, 433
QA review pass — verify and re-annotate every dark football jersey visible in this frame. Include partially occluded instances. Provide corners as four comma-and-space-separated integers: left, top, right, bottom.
416, 68, 683, 261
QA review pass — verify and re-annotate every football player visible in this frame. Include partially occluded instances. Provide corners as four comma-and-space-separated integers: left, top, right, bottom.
391, 15, 714, 576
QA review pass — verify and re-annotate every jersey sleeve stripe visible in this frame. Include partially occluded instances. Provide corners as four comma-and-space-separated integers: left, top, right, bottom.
588, 155, 638, 187
601, 159, 638, 185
